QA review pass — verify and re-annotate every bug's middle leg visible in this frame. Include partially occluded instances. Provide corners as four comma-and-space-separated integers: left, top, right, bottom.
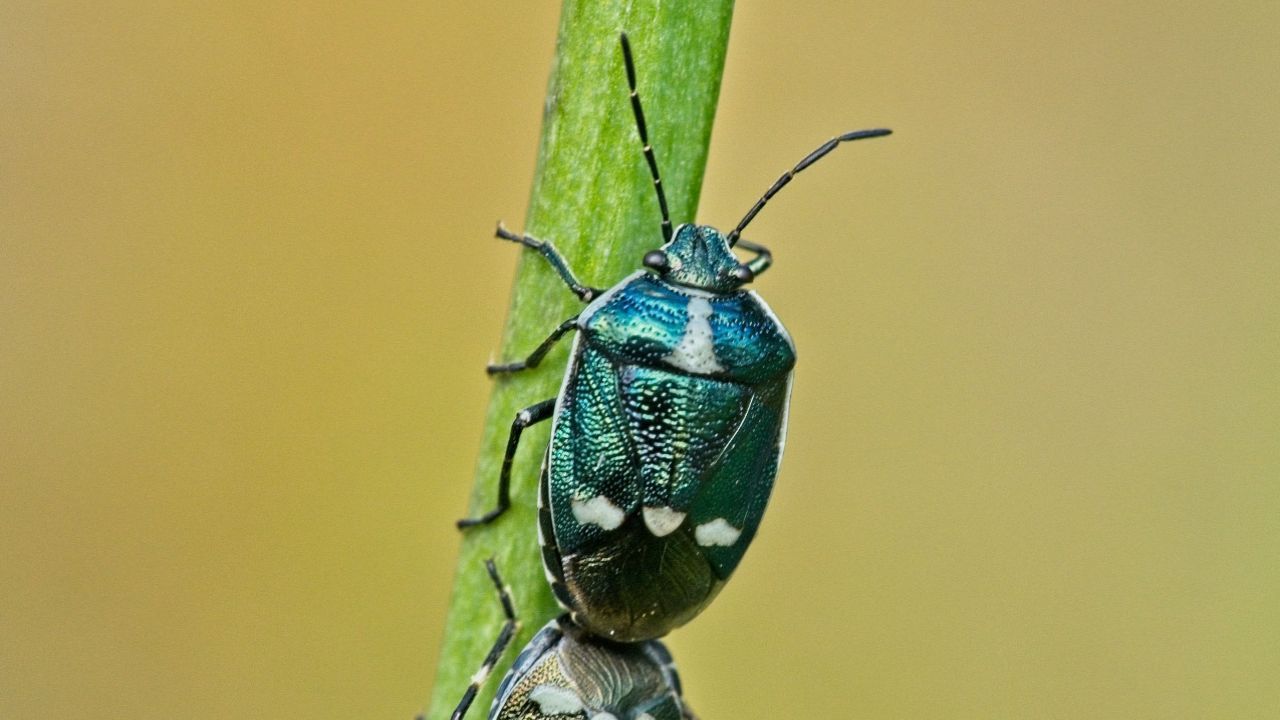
456, 398, 556, 529
486, 315, 579, 375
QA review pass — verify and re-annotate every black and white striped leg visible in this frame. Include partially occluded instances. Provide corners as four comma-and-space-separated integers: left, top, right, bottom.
486, 316, 579, 376
456, 398, 556, 529
449, 558, 521, 720
494, 223, 600, 302
619, 32, 672, 244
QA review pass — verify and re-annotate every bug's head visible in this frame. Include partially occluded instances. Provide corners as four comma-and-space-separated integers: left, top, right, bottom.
643, 224, 754, 293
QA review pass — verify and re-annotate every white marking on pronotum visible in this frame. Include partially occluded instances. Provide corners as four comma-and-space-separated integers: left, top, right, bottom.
636, 714, 656, 720
694, 518, 742, 547
663, 296, 724, 375
529, 685, 585, 715
571, 495, 625, 530
642, 506, 686, 537
595, 713, 620, 720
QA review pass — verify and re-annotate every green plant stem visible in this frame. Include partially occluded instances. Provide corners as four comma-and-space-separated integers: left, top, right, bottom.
425, 2, 734, 717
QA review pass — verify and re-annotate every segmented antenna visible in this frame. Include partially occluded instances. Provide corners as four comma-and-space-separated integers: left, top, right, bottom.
620, 33, 673, 243
726, 128, 892, 246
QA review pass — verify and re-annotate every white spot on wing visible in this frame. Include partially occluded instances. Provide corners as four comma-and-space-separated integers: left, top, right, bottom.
642, 506, 686, 537
594, 713, 620, 720
636, 714, 656, 720
529, 685, 585, 715
571, 495, 625, 531
694, 518, 742, 547
663, 297, 724, 375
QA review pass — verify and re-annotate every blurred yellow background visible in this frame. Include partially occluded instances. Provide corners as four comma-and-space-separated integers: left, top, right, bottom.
3, 2, 1277, 718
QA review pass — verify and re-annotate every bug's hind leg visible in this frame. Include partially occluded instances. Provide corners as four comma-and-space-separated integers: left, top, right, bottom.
456, 398, 556, 529
495, 223, 601, 302
449, 558, 521, 720
486, 315, 579, 376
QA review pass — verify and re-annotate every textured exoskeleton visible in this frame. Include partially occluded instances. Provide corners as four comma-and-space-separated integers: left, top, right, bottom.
459, 32, 890, 642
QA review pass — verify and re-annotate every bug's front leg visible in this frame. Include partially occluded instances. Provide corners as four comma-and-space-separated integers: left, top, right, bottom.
487, 315, 579, 376
495, 223, 601, 302
456, 398, 556, 529
733, 238, 773, 278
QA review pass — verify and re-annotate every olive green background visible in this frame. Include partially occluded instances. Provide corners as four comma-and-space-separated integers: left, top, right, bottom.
3, 2, 1277, 718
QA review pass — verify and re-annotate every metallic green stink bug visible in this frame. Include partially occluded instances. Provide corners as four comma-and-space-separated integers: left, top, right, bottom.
459, 33, 890, 642
448, 559, 691, 720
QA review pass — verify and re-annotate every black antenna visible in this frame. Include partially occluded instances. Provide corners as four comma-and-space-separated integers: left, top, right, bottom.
726, 128, 892, 246
620, 33, 672, 243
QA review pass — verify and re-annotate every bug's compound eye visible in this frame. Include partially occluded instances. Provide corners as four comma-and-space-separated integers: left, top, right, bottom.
643, 250, 670, 273
729, 264, 754, 284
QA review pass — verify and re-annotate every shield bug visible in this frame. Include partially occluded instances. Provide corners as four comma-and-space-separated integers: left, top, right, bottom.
459, 33, 890, 641
448, 559, 692, 720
